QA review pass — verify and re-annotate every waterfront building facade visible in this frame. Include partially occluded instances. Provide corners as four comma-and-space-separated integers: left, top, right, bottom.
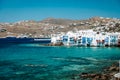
51, 30, 120, 47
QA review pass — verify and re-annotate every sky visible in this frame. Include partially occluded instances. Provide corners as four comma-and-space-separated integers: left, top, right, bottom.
0, 0, 120, 22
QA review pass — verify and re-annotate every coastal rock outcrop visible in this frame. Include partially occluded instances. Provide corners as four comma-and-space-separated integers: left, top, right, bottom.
77, 62, 119, 80
46, 42, 64, 46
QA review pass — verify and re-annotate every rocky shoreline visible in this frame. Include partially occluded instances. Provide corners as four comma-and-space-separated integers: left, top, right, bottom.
45, 42, 64, 46
71, 62, 120, 80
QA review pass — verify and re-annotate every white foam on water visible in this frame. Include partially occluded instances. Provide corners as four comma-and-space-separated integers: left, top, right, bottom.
61, 64, 96, 72
52, 57, 84, 62
24, 64, 48, 67
84, 57, 98, 61
62, 64, 85, 71
52, 57, 66, 61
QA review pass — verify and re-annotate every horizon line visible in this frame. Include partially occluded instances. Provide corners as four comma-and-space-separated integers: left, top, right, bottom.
0, 16, 120, 23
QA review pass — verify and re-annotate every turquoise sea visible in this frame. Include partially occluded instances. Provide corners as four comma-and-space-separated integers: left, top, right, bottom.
0, 43, 120, 80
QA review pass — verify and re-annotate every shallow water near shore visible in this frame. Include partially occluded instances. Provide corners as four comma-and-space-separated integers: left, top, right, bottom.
0, 43, 120, 80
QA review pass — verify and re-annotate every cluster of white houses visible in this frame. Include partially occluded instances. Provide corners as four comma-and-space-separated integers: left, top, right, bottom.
51, 30, 120, 47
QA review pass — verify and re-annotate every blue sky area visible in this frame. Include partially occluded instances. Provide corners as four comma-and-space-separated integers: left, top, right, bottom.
0, 0, 120, 22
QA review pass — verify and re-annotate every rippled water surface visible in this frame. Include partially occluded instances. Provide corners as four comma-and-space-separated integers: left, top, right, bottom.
0, 43, 120, 80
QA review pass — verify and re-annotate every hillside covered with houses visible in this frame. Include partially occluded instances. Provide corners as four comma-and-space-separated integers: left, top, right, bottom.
0, 17, 120, 38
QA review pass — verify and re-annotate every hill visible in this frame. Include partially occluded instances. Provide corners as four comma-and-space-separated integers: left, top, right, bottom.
0, 17, 120, 37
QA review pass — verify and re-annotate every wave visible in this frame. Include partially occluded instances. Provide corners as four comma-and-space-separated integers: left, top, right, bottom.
84, 57, 98, 61
52, 57, 99, 62
52, 57, 84, 62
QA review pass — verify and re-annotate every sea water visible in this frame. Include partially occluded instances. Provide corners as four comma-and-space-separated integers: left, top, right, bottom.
0, 43, 120, 80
